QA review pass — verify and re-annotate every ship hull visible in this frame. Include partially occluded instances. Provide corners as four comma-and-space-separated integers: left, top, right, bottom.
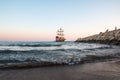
56, 36, 65, 42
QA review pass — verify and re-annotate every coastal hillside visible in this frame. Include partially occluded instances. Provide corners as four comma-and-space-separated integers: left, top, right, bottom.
76, 27, 120, 45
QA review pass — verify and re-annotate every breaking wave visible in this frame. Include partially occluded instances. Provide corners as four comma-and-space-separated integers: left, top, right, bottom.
0, 41, 120, 68
0, 42, 62, 47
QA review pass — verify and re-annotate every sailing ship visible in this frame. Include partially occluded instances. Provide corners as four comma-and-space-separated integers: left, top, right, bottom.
56, 28, 66, 42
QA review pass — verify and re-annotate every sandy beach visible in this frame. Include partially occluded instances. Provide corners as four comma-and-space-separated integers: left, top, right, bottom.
0, 60, 120, 80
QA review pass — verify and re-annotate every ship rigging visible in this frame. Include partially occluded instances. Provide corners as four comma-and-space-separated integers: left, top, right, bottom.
56, 28, 66, 42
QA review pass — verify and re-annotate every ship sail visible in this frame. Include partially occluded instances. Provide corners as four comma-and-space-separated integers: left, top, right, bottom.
56, 28, 65, 42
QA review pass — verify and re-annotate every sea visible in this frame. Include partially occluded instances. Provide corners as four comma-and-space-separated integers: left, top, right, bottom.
0, 41, 120, 68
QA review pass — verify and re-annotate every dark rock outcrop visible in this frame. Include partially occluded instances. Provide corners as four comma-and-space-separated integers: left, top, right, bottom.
76, 28, 120, 45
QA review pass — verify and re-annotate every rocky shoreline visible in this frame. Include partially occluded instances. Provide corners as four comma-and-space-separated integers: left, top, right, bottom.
76, 27, 120, 45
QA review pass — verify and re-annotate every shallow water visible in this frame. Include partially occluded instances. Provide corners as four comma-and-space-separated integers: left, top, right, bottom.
0, 41, 120, 68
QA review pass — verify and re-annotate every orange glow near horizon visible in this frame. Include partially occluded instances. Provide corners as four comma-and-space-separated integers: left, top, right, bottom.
0, 27, 119, 41
0, 32, 53, 41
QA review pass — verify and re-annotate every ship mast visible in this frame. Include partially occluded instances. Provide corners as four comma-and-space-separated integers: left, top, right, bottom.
56, 28, 65, 42
57, 28, 64, 37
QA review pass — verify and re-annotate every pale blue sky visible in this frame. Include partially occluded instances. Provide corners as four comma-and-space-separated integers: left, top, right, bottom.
0, 0, 120, 41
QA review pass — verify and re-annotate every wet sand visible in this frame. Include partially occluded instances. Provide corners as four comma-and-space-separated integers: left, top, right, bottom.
0, 60, 120, 80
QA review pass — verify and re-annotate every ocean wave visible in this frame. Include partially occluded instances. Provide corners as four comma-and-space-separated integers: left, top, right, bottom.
0, 44, 112, 52
0, 53, 120, 69
0, 49, 120, 68
0, 42, 63, 47
84, 46, 112, 51
0, 44, 62, 47
0, 42, 119, 68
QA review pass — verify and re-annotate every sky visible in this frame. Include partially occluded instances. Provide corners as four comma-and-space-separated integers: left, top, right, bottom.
0, 0, 120, 41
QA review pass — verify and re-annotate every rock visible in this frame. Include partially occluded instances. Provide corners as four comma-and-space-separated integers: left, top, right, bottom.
76, 28, 120, 45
